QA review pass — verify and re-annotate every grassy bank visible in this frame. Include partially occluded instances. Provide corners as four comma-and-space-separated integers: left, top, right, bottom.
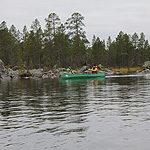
111, 67, 141, 74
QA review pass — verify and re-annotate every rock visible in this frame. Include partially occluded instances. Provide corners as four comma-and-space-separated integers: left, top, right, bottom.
98, 64, 103, 69
29, 69, 43, 75
144, 69, 150, 73
19, 72, 32, 79
8, 68, 18, 76
66, 67, 72, 73
143, 61, 150, 69
57, 68, 67, 76
114, 70, 123, 75
58, 68, 66, 72
0, 59, 8, 74
27, 69, 43, 78
104, 69, 114, 75
0, 59, 4, 66
12, 66, 19, 71
78, 66, 88, 74
137, 69, 150, 74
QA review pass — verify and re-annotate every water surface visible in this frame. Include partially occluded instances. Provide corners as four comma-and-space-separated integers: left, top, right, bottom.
0, 75, 150, 150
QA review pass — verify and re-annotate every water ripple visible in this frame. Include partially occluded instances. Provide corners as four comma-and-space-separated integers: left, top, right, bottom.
1, 77, 150, 150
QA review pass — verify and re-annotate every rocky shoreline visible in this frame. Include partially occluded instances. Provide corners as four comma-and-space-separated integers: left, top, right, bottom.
1, 59, 150, 80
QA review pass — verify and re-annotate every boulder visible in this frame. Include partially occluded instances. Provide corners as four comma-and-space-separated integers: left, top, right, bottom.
8, 68, 18, 76
78, 66, 88, 74
0, 59, 4, 66
143, 61, 150, 69
114, 70, 123, 75
12, 66, 19, 71
98, 64, 103, 69
0, 59, 8, 74
19, 72, 32, 79
29, 69, 43, 76
103, 69, 114, 75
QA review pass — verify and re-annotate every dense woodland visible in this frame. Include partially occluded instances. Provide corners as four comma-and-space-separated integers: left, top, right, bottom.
0, 12, 150, 70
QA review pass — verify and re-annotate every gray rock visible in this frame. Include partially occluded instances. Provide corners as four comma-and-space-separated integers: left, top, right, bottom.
29, 69, 43, 76
78, 66, 88, 74
104, 69, 114, 75
143, 61, 150, 69
8, 68, 18, 75
114, 70, 123, 75
98, 64, 103, 69
0, 59, 8, 74
0, 59, 4, 66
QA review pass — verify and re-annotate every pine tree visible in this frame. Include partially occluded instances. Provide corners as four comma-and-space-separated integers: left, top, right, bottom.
45, 13, 61, 39
91, 37, 105, 65
0, 21, 13, 65
31, 18, 43, 68
53, 24, 70, 67
138, 32, 146, 64
65, 13, 89, 67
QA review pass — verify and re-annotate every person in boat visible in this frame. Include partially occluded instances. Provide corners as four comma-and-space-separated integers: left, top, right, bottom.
91, 64, 98, 74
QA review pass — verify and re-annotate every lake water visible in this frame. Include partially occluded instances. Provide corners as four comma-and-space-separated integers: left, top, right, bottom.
0, 74, 150, 150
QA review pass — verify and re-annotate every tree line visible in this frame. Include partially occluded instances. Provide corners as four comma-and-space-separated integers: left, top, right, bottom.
0, 12, 150, 70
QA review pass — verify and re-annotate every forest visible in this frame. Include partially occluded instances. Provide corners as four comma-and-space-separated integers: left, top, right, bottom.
0, 12, 150, 70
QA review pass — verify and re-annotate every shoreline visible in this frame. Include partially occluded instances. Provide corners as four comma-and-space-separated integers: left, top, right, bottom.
1, 65, 149, 81
110, 67, 142, 74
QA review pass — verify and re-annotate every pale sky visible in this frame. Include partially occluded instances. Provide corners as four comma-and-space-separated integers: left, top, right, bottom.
0, 0, 150, 42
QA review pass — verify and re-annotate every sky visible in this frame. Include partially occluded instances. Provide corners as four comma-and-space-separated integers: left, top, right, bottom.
0, 0, 150, 42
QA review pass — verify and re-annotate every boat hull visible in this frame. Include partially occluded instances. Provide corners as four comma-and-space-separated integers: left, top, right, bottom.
61, 72, 105, 80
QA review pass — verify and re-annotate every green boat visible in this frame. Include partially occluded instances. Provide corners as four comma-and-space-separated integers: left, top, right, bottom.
61, 72, 105, 80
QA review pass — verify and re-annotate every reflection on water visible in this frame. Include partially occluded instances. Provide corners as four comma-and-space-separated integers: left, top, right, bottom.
0, 75, 150, 150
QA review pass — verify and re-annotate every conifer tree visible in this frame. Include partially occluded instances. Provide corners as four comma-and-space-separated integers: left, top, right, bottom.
31, 18, 43, 68
65, 12, 89, 67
